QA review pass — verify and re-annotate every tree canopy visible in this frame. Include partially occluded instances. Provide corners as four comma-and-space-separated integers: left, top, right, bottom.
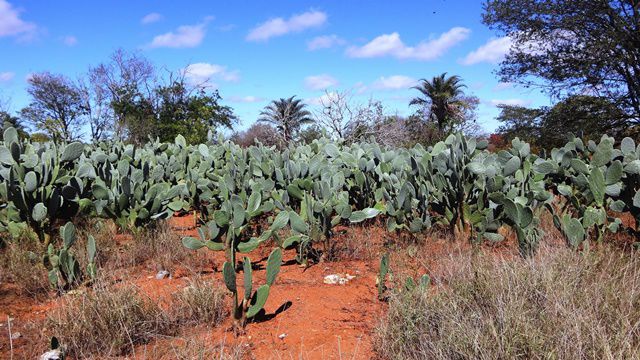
496, 95, 629, 150
483, 0, 640, 130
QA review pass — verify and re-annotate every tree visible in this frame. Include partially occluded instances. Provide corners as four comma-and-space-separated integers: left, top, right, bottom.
410, 73, 468, 136
496, 95, 629, 150
154, 80, 236, 144
495, 104, 545, 146
298, 124, 325, 145
540, 95, 629, 147
0, 111, 29, 140
88, 49, 155, 140
313, 90, 386, 143
230, 122, 281, 148
78, 75, 113, 142
258, 96, 314, 142
20, 72, 86, 142
483, 0, 640, 127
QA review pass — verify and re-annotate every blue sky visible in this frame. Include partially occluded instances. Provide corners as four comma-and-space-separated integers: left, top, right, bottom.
0, 0, 550, 135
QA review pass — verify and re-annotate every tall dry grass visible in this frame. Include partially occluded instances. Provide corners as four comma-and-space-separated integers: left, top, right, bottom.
374, 245, 640, 359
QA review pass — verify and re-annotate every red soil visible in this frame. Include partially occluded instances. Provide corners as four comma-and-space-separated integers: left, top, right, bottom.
0, 214, 386, 359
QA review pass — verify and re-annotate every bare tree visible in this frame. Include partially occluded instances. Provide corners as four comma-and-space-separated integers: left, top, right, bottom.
313, 89, 385, 143
78, 75, 112, 142
88, 49, 155, 140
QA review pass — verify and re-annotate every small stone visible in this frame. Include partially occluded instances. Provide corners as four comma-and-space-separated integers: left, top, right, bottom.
39, 349, 63, 360
155, 270, 170, 279
278, 333, 287, 339
10, 331, 21, 340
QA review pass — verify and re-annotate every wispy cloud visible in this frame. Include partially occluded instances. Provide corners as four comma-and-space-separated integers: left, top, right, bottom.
148, 17, 213, 48
227, 95, 265, 103
62, 35, 77, 46
492, 82, 513, 91
307, 34, 345, 50
304, 74, 339, 91
372, 75, 417, 90
488, 98, 531, 107
461, 36, 512, 65
0, 71, 15, 83
247, 10, 327, 42
141, 12, 163, 25
346, 27, 471, 61
182, 62, 239, 88
0, 0, 37, 40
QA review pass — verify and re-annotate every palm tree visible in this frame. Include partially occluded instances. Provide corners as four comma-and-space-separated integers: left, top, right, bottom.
258, 96, 314, 142
409, 73, 467, 135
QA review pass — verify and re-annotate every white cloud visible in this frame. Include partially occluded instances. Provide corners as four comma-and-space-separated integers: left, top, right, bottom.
0, 0, 36, 39
488, 98, 532, 107
148, 18, 212, 48
306, 91, 339, 106
0, 72, 15, 83
346, 27, 471, 61
182, 63, 239, 88
227, 95, 265, 103
461, 36, 512, 65
307, 34, 345, 50
372, 75, 417, 90
247, 10, 327, 42
62, 35, 77, 46
141, 12, 163, 25
304, 74, 339, 91
492, 82, 513, 91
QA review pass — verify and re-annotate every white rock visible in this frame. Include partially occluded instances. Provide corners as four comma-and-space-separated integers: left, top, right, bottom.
278, 333, 287, 339
155, 270, 170, 279
323, 273, 356, 285
39, 350, 63, 360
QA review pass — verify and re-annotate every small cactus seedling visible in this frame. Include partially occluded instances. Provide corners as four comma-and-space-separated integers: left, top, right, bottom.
223, 248, 282, 330
43, 222, 97, 291
377, 253, 390, 301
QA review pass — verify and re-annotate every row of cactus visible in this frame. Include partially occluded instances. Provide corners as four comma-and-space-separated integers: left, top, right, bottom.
2, 127, 639, 266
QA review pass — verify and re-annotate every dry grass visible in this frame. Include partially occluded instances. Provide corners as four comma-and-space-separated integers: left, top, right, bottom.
46, 275, 230, 358
374, 245, 640, 360
92, 220, 211, 279
0, 237, 49, 297
170, 276, 228, 326
141, 336, 249, 360
47, 284, 175, 357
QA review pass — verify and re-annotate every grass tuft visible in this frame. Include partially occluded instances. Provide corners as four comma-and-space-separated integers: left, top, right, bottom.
171, 276, 228, 326
47, 284, 174, 357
